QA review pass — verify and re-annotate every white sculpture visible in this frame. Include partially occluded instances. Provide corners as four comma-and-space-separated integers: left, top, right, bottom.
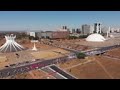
0, 34, 24, 53
32, 42, 37, 51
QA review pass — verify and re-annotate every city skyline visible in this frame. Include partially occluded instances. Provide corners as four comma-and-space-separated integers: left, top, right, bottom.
0, 11, 120, 31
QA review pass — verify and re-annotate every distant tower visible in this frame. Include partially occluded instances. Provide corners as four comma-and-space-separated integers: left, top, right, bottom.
109, 27, 111, 33
107, 27, 111, 38
96, 24, 99, 34
64, 26, 67, 29
62, 26, 67, 30
62, 26, 64, 29
99, 23, 102, 33
107, 31, 109, 38
72, 29, 76, 33
94, 23, 101, 34
94, 23, 97, 33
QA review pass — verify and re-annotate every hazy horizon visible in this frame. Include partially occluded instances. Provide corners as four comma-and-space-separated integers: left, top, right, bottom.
0, 11, 120, 31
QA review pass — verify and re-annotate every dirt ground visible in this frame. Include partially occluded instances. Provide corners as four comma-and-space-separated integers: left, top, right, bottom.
1, 37, 120, 79
0, 40, 70, 69
6, 69, 55, 79
67, 61, 110, 79
105, 48, 120, 58
96, 56, 120, 79
75, 37, 120, 48
31, 48, 70, 59
58, 54, 120, 79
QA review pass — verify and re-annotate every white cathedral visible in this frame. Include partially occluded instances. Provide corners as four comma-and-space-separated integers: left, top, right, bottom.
0, 34, 25, 53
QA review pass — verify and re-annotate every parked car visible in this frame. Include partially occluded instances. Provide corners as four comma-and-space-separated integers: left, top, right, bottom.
5, 65, 9, 67
10, 64, 16, 66
25, 61, 29, 63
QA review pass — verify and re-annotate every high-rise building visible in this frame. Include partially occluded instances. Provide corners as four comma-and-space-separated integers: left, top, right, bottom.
90, 25, 94, 34
29, 32, 36, 37
82, 24, 90, 35
94, 23, 102, 33
72, 29, 76, 33
76, 28, 81, 34
94, 23, 97, 33
62, 26, 67, 29
67, 28, 70, 33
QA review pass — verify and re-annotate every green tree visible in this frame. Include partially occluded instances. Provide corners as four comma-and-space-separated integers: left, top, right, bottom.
69, 36, 78, 39
77, 52, 86, 59
34, 36, 39, 40
93, 30, 96, 33
79, 34, 89, 38
29, 36, 35, 40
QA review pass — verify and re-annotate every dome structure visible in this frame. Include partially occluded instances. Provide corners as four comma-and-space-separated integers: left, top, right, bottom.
86, 33, 106, 42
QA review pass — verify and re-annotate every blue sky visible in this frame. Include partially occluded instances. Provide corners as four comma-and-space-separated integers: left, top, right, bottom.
0, 11, 120, 31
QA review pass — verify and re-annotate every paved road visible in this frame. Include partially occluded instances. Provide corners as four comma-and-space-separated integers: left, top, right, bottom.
58, 44, 119, 56
48, 42, 120, 56
83, 44, 120, 56
41, 66, 67, 79
0, 56, 69, 78
49, 65, 77, 79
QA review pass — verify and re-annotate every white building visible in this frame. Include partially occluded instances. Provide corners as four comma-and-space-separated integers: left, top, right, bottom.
81, 24, 91, 35
110, 28, 120, 33
81, 24, 94, 35
29, 32, 36, 37
37, 31, 53, 39
116, 28, 120, 32
90, 25, 94, 34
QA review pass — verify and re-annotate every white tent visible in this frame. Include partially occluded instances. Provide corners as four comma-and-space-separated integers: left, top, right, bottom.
0, 34, 24, 53
31, 40, 38, 51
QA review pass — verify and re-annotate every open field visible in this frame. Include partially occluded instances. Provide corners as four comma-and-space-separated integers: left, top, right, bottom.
58, 59, 88, 69
5, 69, 55, 79
96, 56, 120, 79
42, 39, 93, 51
105, 48, 120, 58
1, 36, 120, 79
0, 56, 8, 69
75, 37, 120, 48
66, 60, 110, 79
58, 54, 120, 79
57, 56, 110, 79
0, 41, 70, 69
31, 48, 70, 59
